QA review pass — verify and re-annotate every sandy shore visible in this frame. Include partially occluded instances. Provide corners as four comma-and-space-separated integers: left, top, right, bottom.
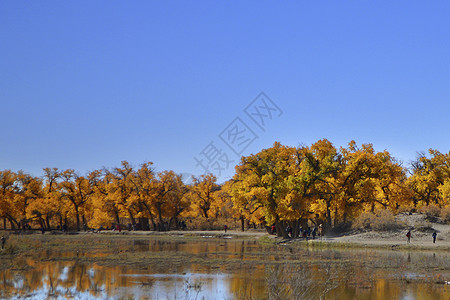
317, 229, 450, 250
322, 213, 450, 250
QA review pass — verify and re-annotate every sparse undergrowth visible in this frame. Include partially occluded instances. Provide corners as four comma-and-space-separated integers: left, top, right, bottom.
352, 210, 406, 231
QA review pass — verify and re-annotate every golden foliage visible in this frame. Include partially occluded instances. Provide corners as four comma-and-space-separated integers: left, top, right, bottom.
0, 140, 449, 232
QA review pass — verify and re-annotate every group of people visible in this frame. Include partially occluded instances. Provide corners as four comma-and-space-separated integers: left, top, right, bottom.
270, 224, 323, 239
406, 230, 438, 244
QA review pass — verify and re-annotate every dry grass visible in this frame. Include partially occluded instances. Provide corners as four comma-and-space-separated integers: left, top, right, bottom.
352, 210, 405, 231
265, 262, 339, 300
440, 205, 450, 224
418, 204, 441, 217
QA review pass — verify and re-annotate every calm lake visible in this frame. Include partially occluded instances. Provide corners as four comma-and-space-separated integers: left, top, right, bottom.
0, 237, 449, 299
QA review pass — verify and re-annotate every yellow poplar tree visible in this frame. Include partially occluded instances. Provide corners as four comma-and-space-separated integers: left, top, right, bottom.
59, 169, 94, 231
151, 170, 183, 230
108, 161, 140, 226
14, 171, 44, 228
188, 174, 220, 222
0, 170, 18, 229
161, 172, 190, 230
231, 142, 309, 238
89, 169, 119, 228
134, 162, 157, 230
27, 167, 63, 230
408, 150, 450, 207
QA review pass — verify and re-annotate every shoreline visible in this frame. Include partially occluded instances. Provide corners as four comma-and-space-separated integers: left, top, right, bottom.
2, 228, 449, 252
133, 228, 450, 251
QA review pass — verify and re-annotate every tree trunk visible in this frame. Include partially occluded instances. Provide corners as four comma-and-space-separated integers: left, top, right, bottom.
59, 215, 63, 230
139, 217, 150, 231
326, 198, 332, 229
9, 218, 16, 230
7, 215, 19, 230
156, 205, 164, 230
141, 203, 156, 230
334, 205, 339, 227
75, 206, 80, 231
202, 208, 209, 220
127, 209, 136, 226
275, 220, 289, 239
114, 211, 120, 225
291, 220, 300, 238
46, 216, 51, 231
149, 214, 156, 231
240, 215, 245, 232
172, 217, 178, 230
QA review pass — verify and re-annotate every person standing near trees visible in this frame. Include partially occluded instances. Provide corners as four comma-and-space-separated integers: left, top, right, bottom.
318, 224, 323, 240
432, 231, 437, 243
406, 230, 411, 244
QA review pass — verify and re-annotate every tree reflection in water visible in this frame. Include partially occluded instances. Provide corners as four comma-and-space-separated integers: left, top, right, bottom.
0, 239, 449, 299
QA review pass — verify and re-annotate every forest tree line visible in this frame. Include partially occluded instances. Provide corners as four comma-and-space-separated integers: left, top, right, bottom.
0, 139, 449, 237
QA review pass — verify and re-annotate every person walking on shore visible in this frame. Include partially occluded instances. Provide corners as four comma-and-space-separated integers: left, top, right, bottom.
432, 231, 437, 243
406, 230, 411, 244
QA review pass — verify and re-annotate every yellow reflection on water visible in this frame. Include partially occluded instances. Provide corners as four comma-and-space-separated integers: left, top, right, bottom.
0, 239, 449, 299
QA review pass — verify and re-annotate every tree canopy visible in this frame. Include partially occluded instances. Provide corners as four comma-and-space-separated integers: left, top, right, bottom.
1, 140, 449, 233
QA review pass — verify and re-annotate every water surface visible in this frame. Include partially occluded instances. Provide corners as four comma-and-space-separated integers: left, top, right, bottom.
1, 238, 449, 299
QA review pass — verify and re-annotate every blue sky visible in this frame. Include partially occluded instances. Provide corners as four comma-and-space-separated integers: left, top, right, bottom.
1, 1, 449, 182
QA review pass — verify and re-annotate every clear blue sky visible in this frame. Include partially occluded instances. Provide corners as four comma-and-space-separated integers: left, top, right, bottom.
1, 1, 449, 182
